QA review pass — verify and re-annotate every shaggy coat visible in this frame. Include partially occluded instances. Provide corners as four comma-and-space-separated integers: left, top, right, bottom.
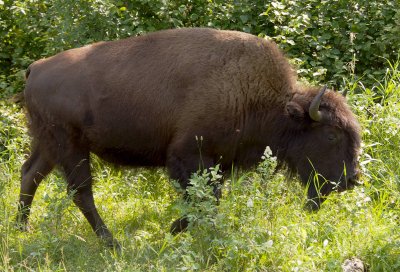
18, 28, 361, 246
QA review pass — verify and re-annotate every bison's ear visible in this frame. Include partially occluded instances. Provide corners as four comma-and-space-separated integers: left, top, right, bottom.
285, 101, 305, 120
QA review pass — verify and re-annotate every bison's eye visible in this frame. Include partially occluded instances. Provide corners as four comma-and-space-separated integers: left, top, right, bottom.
327, 133, 337, 142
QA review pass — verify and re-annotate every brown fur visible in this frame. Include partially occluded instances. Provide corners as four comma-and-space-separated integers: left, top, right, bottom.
17, 28, 361, 244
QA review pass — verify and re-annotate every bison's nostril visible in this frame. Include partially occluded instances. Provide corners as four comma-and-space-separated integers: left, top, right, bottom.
346, 170, 360, 183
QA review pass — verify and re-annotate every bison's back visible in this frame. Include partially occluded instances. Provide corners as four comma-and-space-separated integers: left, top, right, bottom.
24, 28, 295, 166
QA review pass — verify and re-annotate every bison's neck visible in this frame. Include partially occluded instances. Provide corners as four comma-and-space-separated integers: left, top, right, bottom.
256, 106, 302, 174
235, 101, 291, 168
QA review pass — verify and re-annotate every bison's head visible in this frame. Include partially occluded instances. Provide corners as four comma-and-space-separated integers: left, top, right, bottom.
283, 86, 361, 210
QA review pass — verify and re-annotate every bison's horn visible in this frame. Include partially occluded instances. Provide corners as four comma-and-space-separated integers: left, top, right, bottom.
309, 85, 327, 122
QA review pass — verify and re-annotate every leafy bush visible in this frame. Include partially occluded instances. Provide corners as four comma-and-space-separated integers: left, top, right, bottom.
1, 0, 399, 98
1, 1, 399, 270
264, 0, 400, 86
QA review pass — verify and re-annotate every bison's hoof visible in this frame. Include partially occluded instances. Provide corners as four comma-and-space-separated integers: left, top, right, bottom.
103, 237, 122, 252
304, 199, 321, 212
170, 216, 189, 235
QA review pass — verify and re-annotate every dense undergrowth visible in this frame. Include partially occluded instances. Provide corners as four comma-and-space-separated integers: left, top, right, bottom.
1, 0, 399, 96
1, 1, 400, 271
0, 61, 399, 271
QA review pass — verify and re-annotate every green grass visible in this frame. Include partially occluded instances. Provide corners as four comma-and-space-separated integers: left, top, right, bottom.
1, 61, 400, 271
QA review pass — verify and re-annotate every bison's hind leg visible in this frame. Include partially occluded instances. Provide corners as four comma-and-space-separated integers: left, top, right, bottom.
17, 146, 54, 230
59, 143, 119, 248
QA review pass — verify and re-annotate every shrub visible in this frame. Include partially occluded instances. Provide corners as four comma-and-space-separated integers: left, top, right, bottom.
1, 0, 399, 96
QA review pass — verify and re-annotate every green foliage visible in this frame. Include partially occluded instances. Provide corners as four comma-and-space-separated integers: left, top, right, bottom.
0, 1, 400, 270
0, 0, 48, 97
0, 102, 27, 163
264, 0, 400, 86
181, 165, 221, 230
1, 0, 399, 97
353, 58, 400, 198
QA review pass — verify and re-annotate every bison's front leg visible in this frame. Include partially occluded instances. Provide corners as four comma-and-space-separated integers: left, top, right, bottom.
167, 150, 221, 234
61, 146, 119, 248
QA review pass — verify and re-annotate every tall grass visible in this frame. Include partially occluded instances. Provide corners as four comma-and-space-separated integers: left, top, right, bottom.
0, 60, 399, 271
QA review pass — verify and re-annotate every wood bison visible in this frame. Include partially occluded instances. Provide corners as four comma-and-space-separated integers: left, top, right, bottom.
17, 28, 361, 247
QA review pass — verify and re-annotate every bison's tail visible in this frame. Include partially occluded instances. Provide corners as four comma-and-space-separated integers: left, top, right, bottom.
25, 65, 31, 80
11, 92, 25, 105
11, 65, 31, 105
